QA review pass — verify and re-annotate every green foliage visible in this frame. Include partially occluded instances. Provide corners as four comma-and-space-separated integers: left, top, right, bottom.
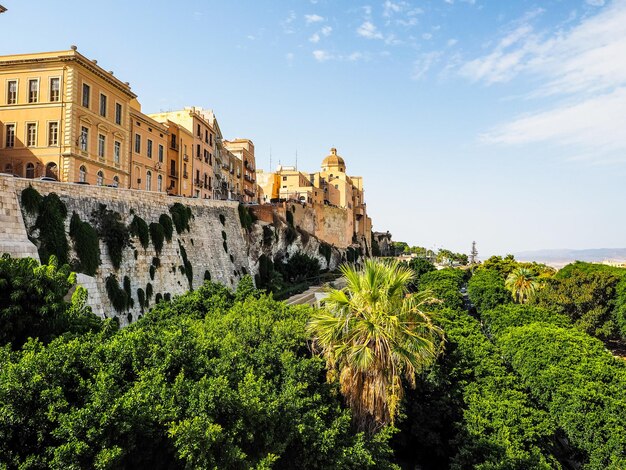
137, 288, 146, 312
419, 268, 465, 310
33, 192, 69, 265
129, 215, 150, 250
178, 242, 193, 290
262, 225, 273, 246
91, 204, 130, 270
152, 256, 160, 269
285, 224, 298, 244
149, 222, 165, 255
238, 203, 256, 230
21, 185, 42, 214
123, 275, 133, 309
105, 274, 131, 313
169, 202, 193, 233
280, 252, 321, 283
234, 274, 260, 302
159, 213, 174, 242
255, 254, 275, 290
532, 262, 622, 340
149, 265, 156, 281
392, 241, 409, 255
408, 257, 436, 280
468, 269, 512, 312
0, 255, 102, 349
371, 234, 381, 257
319, 242, 332, 265
204, 270, 211, 281
3, 285, 406, 468
481, 304, 571, 337
146, 282, 153, 300
69, 212, 101, 276
479, 254, 519, 278
155, 293, 163, 303
614, 277, 626, 339
219, 213, 226, 225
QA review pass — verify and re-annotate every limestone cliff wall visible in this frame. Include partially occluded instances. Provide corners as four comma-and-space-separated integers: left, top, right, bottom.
2, 176, 250, 325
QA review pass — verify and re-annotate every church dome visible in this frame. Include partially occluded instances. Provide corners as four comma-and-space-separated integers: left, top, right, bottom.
322, 148, 345, 170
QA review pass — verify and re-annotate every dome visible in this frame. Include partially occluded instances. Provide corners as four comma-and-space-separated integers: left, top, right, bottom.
322, 148, 345, 169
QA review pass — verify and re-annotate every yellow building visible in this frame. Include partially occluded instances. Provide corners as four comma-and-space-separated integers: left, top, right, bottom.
129, 100, 167, 192
224, 138, 256, 202
160, 120, 193, 197
0, 47, 135, 186
260, 148, 371, 247
150, 107, 217, 199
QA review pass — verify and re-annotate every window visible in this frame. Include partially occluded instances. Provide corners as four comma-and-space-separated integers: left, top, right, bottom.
209, 153, 212, 165
282, 176, 287, 181
158, 144, 164, 163
28, 79, 38, 103
48, 122, 59, 146
196, 144, 200, 159
26, 123, 37, 147
7, 80, 17, 104
80, 126, 89, 151
114, 141, 121, 165
26, 163, 35, 179
50, 78, 60, 102
82, 83, 90, 108
79, 165, 87, 183
157, 174, 163, 192
170, 160, 176, 175
98, 134, 105, 158
196, 124, 201, 137
146, 170, 152, 191
112, 175, 119, 187
134, 134, 141, 153
97, 171, 104, 186
115, 103, 122, 125
210, 134, 213, 146
205, 129, 208, 144
99, 94, 107, 117
170, 134, 177, 148
147, 139, 153, 158
5, 124, 15, 148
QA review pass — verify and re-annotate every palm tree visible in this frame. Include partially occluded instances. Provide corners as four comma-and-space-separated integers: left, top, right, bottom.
505, 267, 539, 303
307, 259, 443, 432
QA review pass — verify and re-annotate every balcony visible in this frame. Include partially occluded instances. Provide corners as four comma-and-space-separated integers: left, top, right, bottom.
244, 174, 252, 182
194, 178, 202, 188
170, 142, 179, 151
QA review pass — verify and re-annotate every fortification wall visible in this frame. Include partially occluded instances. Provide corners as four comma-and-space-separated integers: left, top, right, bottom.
1, 176, 251, 325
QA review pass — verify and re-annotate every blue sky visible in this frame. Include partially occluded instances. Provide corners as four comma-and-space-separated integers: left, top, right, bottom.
1, 0, 625, 256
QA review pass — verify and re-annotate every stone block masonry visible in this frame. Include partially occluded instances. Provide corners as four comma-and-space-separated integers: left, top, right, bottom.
0, 175, 251, 325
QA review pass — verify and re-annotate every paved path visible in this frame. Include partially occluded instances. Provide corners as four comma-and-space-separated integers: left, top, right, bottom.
285, 277, 346, 307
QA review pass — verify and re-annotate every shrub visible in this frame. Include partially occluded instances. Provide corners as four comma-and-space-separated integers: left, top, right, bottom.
419, 269, 464, 310
170, 203, 193, 233
137, 288, 146, 312
319, 242, 332, 265
149, 265, 156, 281
468, 269, 512, 312
21, 185, 42, 214
159, 214, 174, 242
69, 212, 101, 276
34, 193, 69, 265
281, 252, 320, 283
238, 204, 255, 230
178, 242, 193, 290
152, 257, 160, 269
91, 204, 130, 270
164, 293, 171, 302
149, 222, 165, 255
262, 225, 273, 246
285, 225, 297, 245
155, 293, 163, 303
129, 215, 150, 250
123, 276, 134, 308
146, 282, 153, 300
105, 274, 130, 313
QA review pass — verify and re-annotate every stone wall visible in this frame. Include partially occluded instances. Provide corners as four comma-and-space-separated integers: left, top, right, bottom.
2, 176, 251, 325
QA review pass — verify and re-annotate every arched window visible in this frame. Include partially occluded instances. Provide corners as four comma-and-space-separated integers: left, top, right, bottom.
26, 163, 35, 179
46, 162, 58, 179
112, 175, 119, 188
146, 170, 152, 191
157, 174, 163, 192
97, 170, 104, 186
79, 165, 87, 183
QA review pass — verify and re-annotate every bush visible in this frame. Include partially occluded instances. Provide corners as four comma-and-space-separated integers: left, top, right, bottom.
21, 185, 42, 214
159, 214, 174, 242
419, 269, 464, 310
137, 288, 146, 312
468, 269, 511, 312
481, 304, 570, 337
281, 252, 321, 283
178, 242, 193, 290
149, 222, 165, 255
105, 274, 131, 313
129, 215, 150, 250
170, 203, 193, 233
319, 242, 332, 265
149, 265, 156, 281
262, 225, 273, 246
33, 193, 69, 265
91, 204, 130, 270
238, 204, 255, 230
146, 282, 153, 300
69, 212, 101, 276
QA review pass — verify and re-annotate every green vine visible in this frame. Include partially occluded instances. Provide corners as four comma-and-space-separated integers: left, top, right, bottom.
105, 274, 131, 313
149, 222, 165, 255
69, 212, 101, 276
170, 203, 193, 233
159, 214, 174, 242
91, 204, 130, 270
130, 216, 150, 250
21, 185, 42, 214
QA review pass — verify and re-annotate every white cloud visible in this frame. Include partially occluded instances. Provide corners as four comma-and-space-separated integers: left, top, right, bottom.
313, 50, 332, 62
383, 0, 408, 17
348, 52, 366, 61
309, 33, 321, 43
305, 14, 324, 24
357, 21, 383, 39
447, 38, 458, 47
282, 11, 297, 34
286, 52, 294, 61
309, 25, 332, 43
412, 52, 442, 80
587, 0, 605, 5
321, 25, 332, 36
467, 0, 626, 162
422, 32, 433, 40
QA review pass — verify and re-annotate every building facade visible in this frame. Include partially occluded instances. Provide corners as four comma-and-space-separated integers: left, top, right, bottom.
129, 100, 167, 192
224, 139, 256, 203
0, 48, 135, 187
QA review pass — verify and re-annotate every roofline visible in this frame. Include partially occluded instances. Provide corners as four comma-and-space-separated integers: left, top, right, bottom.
0, 49, 137, 99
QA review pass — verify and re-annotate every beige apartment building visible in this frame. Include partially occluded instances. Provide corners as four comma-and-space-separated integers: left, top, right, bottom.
129, 100, 167, 192
161, 120, 193, 197
224, 139, 256, 203
0, 48, 135, 186
151, 107, 217, 199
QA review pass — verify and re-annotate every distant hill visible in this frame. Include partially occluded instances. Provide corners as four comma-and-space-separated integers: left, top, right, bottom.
514, 248, 626, 268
